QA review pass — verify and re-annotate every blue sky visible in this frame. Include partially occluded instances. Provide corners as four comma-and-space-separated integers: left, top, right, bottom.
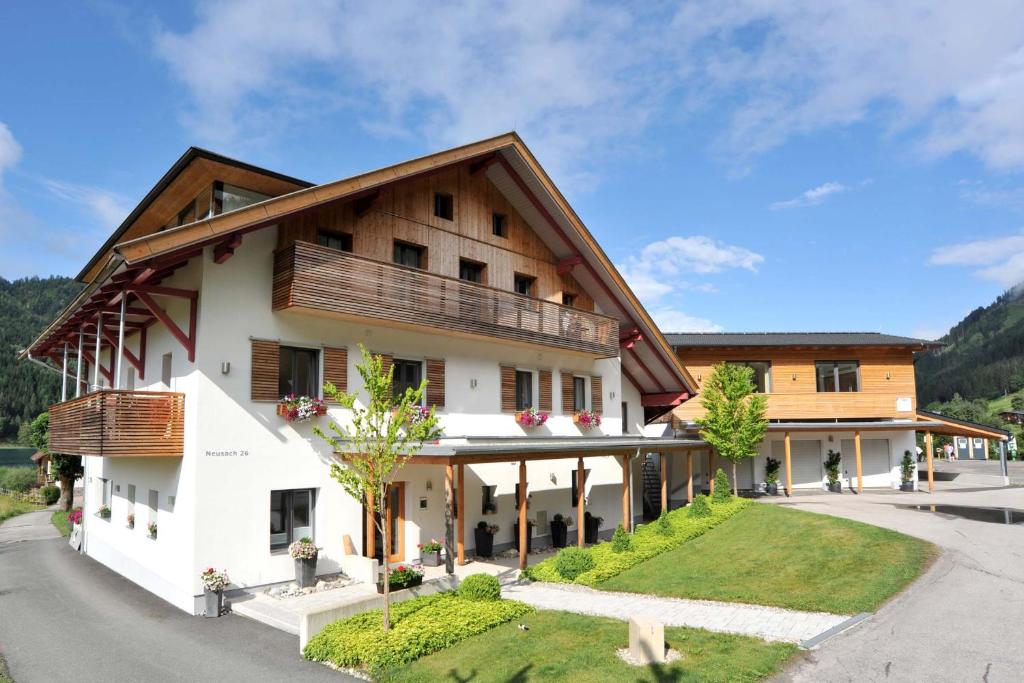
2, 1, 1024, 339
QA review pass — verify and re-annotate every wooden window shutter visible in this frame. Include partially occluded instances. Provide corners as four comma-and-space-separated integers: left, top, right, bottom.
560, 371, 574, 413
538, 370, 552, 412
591, 375, 603, 414
251, 340, 280, 401
426, 358, 445, 408
323, 346, 348, 401
500, 365, 516, 412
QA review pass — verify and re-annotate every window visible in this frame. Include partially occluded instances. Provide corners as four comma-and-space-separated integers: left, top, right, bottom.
570, 468, 590, 507
175, 200, 196, 227
562, 293, 577, 307
270, 489, 314, 551
621, 401, 628, 434
393, 359, 423, 401
492, 213, 508, 237
127, 484, 136, 517
726, 361, 772, 393
433, 192, 454, 220
100, 478, 112, 509
515, 370, 533, 411
213, 181, 271, 215
513, 274, 535, 296
148, 489, 158, 526
572, 376, 586, 412
127, 367, 136, 391
393, 241, 425, 269
317, 230, 352, 252
161, 353, 172, 389
279, 346, 320, 398
815, 361, 860, 392
459, 259, 484, 284
481, 485, 496, 514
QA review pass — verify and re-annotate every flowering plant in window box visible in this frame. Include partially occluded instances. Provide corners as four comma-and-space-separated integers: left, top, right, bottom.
97, 504, 111, 519
393, 405, 433, 426
67, 508, 83, 526
418, 539, 443, 566
377, 564, 424, 592
147, 521, 158, 538
573, 409, 602, 429
276, 394, 327, 422
127, 513, 135, 529
515, 408, 549, 427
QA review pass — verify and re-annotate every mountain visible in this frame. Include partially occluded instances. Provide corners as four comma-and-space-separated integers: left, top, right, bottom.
0, 275, 82, 441
916, 285, 1024, 405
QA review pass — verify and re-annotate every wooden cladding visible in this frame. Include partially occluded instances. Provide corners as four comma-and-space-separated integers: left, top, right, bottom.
426, 358, 445, 408
323, 346, 348, 400
49, 390, 185, 458
500, 365, 516, 412
591, 375, 603, 414
274, 242, 618, 357
251, 339, 280, 401
538, 370, 552, 412
561, 372, 575, 413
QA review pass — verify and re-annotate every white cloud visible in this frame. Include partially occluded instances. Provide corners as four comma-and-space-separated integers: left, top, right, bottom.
770, 181, 847, 210
929, 232, 1024, 287
42, 179, 132, 228
0, 122, 21, 183
649, 307, 723, 333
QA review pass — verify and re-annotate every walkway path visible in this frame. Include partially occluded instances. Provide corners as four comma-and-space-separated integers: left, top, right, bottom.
0, 507, 60, 544
502, 582, 847, 643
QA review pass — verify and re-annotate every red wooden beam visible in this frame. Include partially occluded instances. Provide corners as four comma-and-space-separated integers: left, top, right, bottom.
129, 284, 198, 300
556, 254, 583, 275
626, 345, 667, 393
469, 153, 499, 175
213, 234, 243, 264
81, 350, 113, 385
136, 291, 196, 362
621, 365, 643, 394
101, 329, 144, 377
641, 392, 690, 407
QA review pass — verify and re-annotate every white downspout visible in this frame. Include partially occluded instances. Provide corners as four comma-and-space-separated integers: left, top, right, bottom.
115, 296, 126, 389
61, 342, 68, 402
92, 312, 102, 390
76, 328, 84, 398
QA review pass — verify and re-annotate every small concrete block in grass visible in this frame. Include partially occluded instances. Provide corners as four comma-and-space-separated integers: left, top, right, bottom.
629, 616, 666, 664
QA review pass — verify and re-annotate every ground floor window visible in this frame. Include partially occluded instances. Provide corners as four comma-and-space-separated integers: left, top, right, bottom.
270, 489, 314, 551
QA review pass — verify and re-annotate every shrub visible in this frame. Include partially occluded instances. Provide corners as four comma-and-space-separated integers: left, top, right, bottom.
688, 493, 712, 518
553, 546, 595, 580
611, 524, 633, 553
656, 510, 673, 536
39, 485, 60, 505
0, 467, 37, 493
303, 593, 533, 674
712, 468, 732, 502
458, 573, 501, 601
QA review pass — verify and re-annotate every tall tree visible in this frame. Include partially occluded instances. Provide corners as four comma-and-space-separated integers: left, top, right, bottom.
313, 344, 441, 633
697, 363, 768, 495
28, 412, 82, 511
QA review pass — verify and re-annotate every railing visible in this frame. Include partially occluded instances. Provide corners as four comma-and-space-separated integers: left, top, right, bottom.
273, 241, 620, 357
49, 390, 185, 458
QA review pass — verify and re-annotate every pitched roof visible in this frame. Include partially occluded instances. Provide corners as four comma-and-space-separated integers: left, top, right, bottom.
666, 332, 941, 350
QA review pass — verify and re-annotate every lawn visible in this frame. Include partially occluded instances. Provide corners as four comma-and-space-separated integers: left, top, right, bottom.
600, 503, 936, 614
382, 610, 797, 683
0, 493, 42, 525
51, 508, 72, 537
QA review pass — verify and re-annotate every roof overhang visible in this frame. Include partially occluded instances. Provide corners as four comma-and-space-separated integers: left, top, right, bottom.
916, 410, 1010, 440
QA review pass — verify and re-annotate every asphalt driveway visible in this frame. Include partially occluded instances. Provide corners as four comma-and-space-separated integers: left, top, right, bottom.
0, 511, 350, 683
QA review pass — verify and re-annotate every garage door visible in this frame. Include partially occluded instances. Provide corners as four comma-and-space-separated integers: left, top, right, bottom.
771, 439, 823, 489
841, 438, 891, 488
736, 457, 755, 490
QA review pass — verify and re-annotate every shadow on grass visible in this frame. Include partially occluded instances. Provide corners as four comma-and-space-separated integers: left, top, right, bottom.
445, 664, 533, 682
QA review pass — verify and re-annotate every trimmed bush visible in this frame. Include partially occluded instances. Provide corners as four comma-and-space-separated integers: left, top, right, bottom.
688, 493, 711, 518
656, 510, 673, 536
611, 524, 633, 553
303, 592, 533, 674
553, 546, 595, 580
712, 468, 732, 502
458, 573, 501, 602
0, 467, 37, 493
39, 485, 60, 505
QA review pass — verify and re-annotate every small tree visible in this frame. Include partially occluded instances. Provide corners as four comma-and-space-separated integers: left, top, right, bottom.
27, 412, 82, 511
313, 345, 441, 633
697, 363, 768, 495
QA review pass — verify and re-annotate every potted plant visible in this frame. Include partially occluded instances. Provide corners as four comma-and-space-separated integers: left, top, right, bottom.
474, 522, 498, 557
825, 450, 842, 493
513, 518, 535, 553
900, 450, 916, 491
127, 512, 135, 529
377, 564, 423, 593
514, 407, 549, 428
67, 508, 83, 527
549, 513, 572, 548
417, 539, 443, 566
584, 511, 603, 544
147, 521, 158, 538
764, 457, 781, 495
482, 501, 497, 515
97, 504, 111, 519
200, 567, 229, 618
572, 409, 602, 430
289, 537, 319, 588
276, 394, 327, 422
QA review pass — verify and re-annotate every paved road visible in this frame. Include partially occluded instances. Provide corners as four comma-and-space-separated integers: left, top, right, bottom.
767, 486, 1024, 683
933, 458, 1024, 485
0, 510, 350, 682
0, 509, 60, 544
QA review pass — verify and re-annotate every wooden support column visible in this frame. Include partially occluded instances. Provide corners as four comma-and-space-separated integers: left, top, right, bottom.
576, 456, 585, 547
686, 451, 693, 503
457, 464, 465, 566
925, 431, 934, 493
518, 460, 527, 571
968, 436, 976, 460
784, 432, 793, 497
854, 431, 863, 494
444, 463, 455, 575
660, 452, 668, 513
708, 449, 716, 495
365, 491, 376, 559
621, 454, 632, 532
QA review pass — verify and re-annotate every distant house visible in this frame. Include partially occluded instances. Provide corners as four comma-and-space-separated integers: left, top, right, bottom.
998, 410, 1024, 426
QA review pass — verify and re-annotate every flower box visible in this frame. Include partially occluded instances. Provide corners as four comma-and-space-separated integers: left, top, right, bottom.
276, 395, 327, 422
514, 408, 549, 428
417, 540, 443, 566
572, 409, 602, 430
377, 564, 424, 592
376, 575, 423, 593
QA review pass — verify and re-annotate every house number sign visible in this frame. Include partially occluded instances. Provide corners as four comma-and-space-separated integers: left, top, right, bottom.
204, 449, 250, 457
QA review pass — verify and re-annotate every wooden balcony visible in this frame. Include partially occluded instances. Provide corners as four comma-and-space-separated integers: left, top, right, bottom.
273, 241, 620, 357
49, 390, 185, 458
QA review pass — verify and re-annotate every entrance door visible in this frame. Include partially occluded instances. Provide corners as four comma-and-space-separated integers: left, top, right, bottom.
384, 482, 405, 563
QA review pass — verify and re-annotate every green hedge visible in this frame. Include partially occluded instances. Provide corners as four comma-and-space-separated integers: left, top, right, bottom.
303, 592, 533, 675
0, 466, 36, 493
524, 497, 750, 586
458, 573, 501, 601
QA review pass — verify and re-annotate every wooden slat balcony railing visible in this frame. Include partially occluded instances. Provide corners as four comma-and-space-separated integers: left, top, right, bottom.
49, 390, 185, 458
273, 241, 620, 357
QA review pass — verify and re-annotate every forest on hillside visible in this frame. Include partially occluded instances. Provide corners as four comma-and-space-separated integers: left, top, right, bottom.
0, 275, 82, 442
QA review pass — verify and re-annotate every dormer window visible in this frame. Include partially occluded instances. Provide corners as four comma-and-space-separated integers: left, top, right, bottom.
492, 213, 508, 237
433, 192, 454, 221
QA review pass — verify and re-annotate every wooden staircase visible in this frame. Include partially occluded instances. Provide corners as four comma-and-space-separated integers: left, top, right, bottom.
640, 453, 661, 521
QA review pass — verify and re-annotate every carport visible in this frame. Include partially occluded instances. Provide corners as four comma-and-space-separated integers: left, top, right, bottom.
916, 410, 1011, 491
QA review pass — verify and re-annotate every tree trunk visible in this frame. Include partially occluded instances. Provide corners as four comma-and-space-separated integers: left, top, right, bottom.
381, 486, 390, 633
59, 474, 73, 512
732, 461, 738, 496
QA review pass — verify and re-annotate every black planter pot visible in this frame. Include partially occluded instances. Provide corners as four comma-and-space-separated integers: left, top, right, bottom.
827, 481, 842, 493
377, 575, 423, 594
295, 554, 318, 588
420, 550, 442, 566
584, 515, 602, 544
900, 481, 915, 492
549, 520, 568, 548
203, 590, 222, 618
474, 528, 495, 557
513, 521, 533, 552
766, 483, 779, 496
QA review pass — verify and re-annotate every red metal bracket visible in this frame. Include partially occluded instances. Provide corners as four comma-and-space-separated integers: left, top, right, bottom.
135, 290, 198, 362
557, 254, 584, 275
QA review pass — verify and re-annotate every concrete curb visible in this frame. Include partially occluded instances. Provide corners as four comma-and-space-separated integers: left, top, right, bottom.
799, 612, 871, 649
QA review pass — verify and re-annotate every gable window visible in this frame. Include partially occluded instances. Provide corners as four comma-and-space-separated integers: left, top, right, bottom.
433, 192, 454, 221
459, 259, 485, 284
515, 370, 533, 411
572, 376, 587, 412
270, 489, 314, 552
213, 181, 272, 215
492, 213, 508, 237
317, 230, 352, 252
161, 353, 172, 389
175, 200, 196, 227
393, 241, 425, 269
816, 360, 860, 392
725, 361, 772, 393
514, 274, 535, 296
562, 293, 577, 307
393, 359, 423, 402
279, 346, 320, 398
